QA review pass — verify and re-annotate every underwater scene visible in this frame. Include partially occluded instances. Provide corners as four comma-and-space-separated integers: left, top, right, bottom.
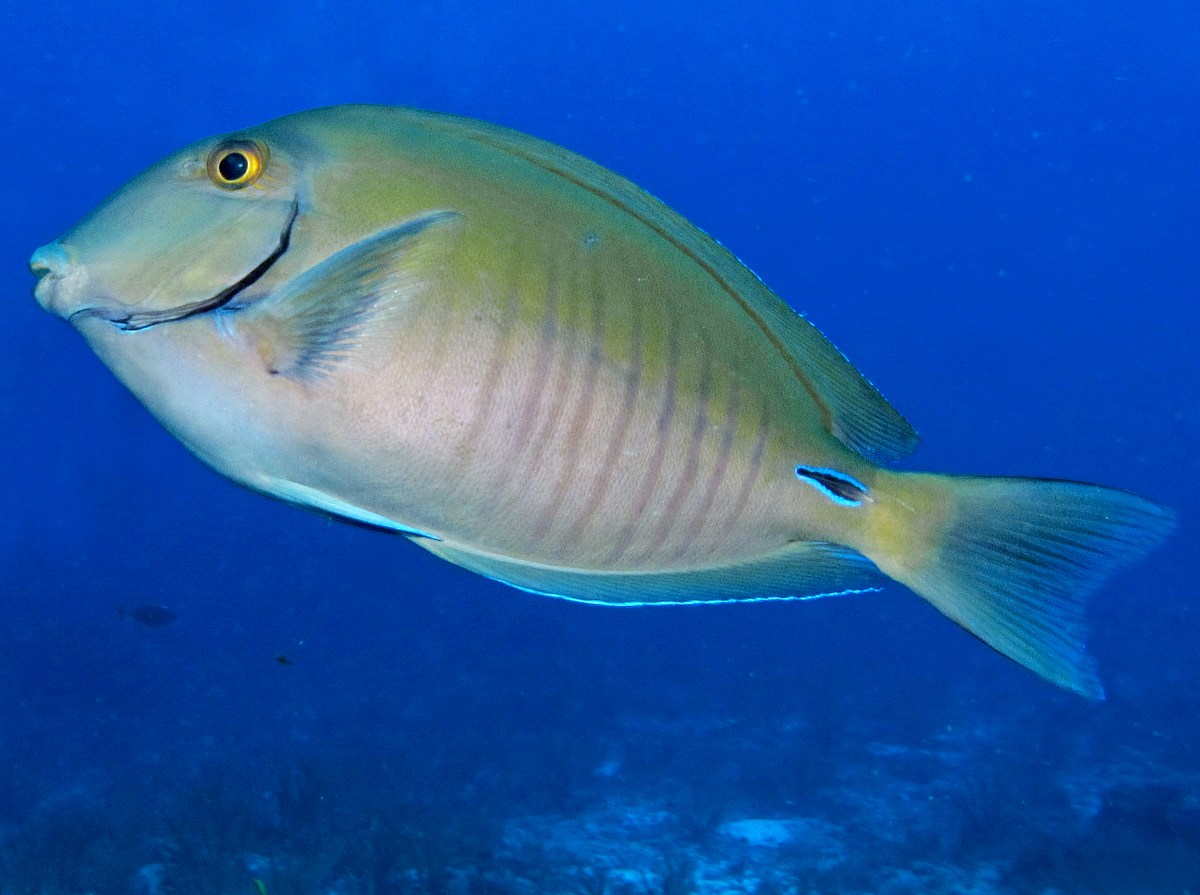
3, 1, 1198, 892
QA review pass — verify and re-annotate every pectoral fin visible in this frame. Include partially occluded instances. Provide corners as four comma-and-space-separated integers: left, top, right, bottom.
230, 209, 462, 380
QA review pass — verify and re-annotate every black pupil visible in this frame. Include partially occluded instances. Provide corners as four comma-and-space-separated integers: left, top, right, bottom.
218, 151, 249, 182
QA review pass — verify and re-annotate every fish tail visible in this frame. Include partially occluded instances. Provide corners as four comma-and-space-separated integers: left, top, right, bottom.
862, 471, 1175, 698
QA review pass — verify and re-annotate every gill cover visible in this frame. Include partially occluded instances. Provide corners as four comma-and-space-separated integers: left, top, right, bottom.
51, 134, 297, 325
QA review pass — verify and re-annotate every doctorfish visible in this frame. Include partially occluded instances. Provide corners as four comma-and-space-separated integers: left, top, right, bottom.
30, 105, 1174, 698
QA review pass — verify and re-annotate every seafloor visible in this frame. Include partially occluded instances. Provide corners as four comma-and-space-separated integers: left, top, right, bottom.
2, 702, 1195, 894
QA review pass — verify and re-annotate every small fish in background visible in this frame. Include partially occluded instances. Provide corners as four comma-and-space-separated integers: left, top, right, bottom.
118, 604, 178, 628
32, 105, 1175, 698
274, 654, 294, 666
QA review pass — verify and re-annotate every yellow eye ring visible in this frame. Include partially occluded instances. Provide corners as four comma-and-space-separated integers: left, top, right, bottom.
207, 140, 266, 189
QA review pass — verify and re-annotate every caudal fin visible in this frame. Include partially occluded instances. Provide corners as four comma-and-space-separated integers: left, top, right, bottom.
869, 474, 1176, 698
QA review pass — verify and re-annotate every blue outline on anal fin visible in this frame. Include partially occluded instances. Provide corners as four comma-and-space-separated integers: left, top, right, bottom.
419, 538, 885, 606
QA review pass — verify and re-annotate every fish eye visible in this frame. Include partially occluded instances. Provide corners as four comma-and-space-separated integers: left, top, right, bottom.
206, 140, 266, 190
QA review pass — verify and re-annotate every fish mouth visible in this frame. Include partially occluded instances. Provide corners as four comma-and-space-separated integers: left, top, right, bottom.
71, 199, 300, 332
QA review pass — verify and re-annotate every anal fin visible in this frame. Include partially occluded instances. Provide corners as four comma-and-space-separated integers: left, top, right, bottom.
420, 539, 884, 605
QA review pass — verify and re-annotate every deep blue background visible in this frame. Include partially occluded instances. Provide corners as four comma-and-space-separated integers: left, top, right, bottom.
1, 0, 1197, 849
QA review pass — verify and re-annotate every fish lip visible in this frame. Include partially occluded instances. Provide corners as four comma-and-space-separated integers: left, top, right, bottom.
77, 198, 300, 332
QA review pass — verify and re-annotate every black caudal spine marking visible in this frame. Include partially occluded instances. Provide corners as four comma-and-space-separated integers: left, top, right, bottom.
795, 465, 869, 506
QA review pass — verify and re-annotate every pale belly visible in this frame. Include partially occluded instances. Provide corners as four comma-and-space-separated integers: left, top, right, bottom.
278, 315, 863, 573
80, 275, 865, 575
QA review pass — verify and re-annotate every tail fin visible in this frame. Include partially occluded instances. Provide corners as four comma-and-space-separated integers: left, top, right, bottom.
866, 473, 1176, 698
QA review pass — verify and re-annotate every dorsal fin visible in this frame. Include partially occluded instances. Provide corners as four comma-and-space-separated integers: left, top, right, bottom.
429, 111, 919, 462
752, 298, 920, 462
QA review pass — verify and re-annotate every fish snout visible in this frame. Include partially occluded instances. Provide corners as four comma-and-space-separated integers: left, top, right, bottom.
30, 241, 90, 319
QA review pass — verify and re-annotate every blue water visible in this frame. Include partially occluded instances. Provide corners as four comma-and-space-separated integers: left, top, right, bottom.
3, 1, 1198, 891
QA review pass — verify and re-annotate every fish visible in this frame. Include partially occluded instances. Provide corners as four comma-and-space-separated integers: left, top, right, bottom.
118, 604, 178, 627
29, 105, 1174, 698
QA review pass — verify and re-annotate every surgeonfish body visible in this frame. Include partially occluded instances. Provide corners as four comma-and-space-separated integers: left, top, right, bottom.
31, 105, 1174, 697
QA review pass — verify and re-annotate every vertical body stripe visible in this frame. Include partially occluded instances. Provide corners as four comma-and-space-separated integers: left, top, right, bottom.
636, 345, 714, 562
671, 374, 741, 561
531, 270, 605, 541
456, 287, 520, 475
703, 394, 770, 560
520, 267, 578, 491
492, 266, 560, 498
607, 313, 681, 566
564, 287, 644, 544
